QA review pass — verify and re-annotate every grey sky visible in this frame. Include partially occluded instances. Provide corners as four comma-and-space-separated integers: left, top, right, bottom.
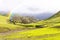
0, 0, 60, 14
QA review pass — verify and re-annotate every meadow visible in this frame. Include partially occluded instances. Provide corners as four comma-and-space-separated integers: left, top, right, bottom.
0, 11, 60, 40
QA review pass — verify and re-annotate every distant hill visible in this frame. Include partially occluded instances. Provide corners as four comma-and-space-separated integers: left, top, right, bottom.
12, 12, 54, 20
44, 11, 60, 22
10, 14, 39, 24
34, 13, 53, 20
36, 11, 60, 28
0, 11, 9, 16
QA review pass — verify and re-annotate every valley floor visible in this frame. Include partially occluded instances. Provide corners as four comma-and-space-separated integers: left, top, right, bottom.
0, 28, 60, 40
0, 15, 60, 40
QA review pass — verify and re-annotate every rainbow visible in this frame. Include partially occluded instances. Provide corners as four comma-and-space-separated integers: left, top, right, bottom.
8, 11, 13, 19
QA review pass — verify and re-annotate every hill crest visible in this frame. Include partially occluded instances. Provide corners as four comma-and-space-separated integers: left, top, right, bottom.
47, 11, 60, 19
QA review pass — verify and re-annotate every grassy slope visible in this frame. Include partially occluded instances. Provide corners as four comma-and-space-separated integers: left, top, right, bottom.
47, 11, 60, 19
3, 28, 60, 40
0, 15, 24, 32
36, 11, 60, 28
0, 13, 60, 40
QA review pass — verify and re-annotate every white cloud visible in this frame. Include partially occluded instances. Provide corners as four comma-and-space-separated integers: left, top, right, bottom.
11, 0, 60, 14
0, 0, 23, 11
0, 0, 60, 14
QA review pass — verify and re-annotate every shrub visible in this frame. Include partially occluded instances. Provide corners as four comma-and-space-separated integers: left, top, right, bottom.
35, 25, 44, 28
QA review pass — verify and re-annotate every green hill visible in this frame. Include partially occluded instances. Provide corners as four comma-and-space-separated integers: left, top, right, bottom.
0, 15, 24, 33
36, 11, 60, 28
47, 11, 60, 19
45, 11, 60, 26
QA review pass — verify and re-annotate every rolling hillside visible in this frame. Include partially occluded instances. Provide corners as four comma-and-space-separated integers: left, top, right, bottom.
0, 11, 60, 40
0, 15, 25, 33
37, 11, 60, 28
47, 11, 60, 20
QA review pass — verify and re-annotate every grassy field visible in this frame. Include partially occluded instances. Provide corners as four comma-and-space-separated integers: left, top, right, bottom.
0, 28, 60, 40
0, 15, 25, 32
0, 15, 60, 40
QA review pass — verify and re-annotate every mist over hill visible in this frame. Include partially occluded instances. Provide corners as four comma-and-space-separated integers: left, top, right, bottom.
0, 11, 9, 16
12, 12, 55, 20
0, 10, 58, 20
47, 11, 60, 19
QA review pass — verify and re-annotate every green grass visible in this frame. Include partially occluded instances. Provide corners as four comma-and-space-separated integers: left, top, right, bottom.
2, 28, 60, 40
0, 15, 60, 40
0, 15, 24, 32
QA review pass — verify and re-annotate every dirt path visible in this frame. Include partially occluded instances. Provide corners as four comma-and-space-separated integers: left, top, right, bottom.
0, 28, 37, 36
2, 32, 60, 40
0, 28, 60, 40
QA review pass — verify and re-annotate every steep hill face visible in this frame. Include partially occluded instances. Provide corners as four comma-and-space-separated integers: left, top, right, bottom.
37, 11, 60, 28
47, 11, 60, 19
44, 11, 60, 23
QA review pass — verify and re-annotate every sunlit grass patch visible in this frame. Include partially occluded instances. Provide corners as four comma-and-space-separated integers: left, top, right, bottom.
4, 28, 60, 39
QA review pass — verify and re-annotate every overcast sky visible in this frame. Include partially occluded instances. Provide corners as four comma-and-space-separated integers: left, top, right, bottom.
0, 0, 60, 14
